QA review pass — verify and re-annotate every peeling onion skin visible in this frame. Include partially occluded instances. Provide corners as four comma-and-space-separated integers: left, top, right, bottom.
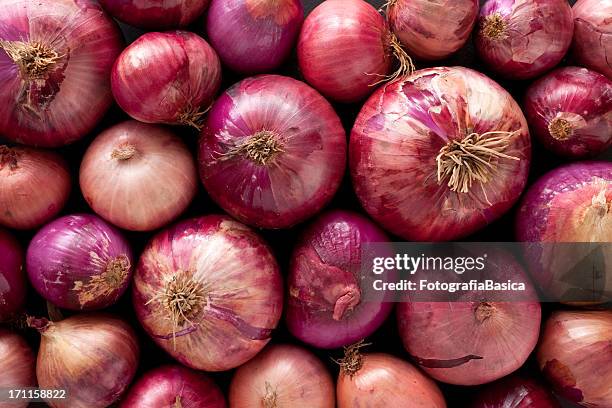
0, 146, 71, 230
133, 215, 283, 371
80, 121, 198, 232
120, 365, 226, 408
0, 329, 35, 408
0, 0, 123, 147
229, 344, 334, 408
111, 31, 221, 127
537, 311, 612, 407
524, 67, 612, 159
99, 0, 210, 30
206, 0, 303, 74
471, 375, 561, 408
199, 75, 346, 229
350, 66, 530, 241
572, 0, 612, 80
475, 0, 573, 80
0, 229, 26, 322
26, 214, 133, 311
387, 0, 478, 61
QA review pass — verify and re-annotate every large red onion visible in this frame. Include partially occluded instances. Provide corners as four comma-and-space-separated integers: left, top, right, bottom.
133, 215, 283, 371
0, 145, 70, 230
572, 0, 612, 80
471, 375, 560, 408
387, 0, 478, 61
120, 365, 226, 408
524, 67, 612, 158
99, 0, 210, 29
111, 31, 221, 128
350, 66, 530, 241
199, 75, 346, 229
537, 310, 612, 407
0, 329, 35, 408
229, 344, 334, 408
475, 0, 573, 80
80, 121, 197, 232
206, 0, 303, 74
26, 214, 133, 311
0, 229, 26, 322
0, 0, 123, 147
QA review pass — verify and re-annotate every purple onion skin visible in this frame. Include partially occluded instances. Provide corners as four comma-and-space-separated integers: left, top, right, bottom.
206, 0, 303, 74
26, 214, 133, 311
524, 67, 612, 158
119, 365, 226, 408
0, 229, 25, 322
286, 210, 393, 349
99, 0, 210, 30
572, 0, 612, 80
471, 376, 561, 408
0, 329, 36, 408
475, 0, 573, 80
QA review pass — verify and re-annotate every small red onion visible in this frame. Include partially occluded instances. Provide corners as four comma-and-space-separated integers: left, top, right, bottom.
120, 365, 226, 408
199, 75, 346, 229
0, 229, 26, 322
572, 0, 612, 80
475, 0, 573, 80
0, 0, 123, 147
0, 145, 70, 230
133, 215, 283, 371
537, 310, 612, 407
80, 121, 198, 232
111, 31, 221, 128
350, 66, 530, 241
206, 0, 303, 74
229, 344, 334, 408
524, 67, 612, 158
99, 0, 210, 30
0, 329, 35, 408
26, 214, 133, 311
471, 375, 561, 408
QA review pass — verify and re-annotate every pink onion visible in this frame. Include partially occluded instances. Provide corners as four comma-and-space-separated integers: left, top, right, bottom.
524, 67, 612, 158
206, 0, 303, 74
111, 31, 221, 128
199, 75, 346, 229
471, 375, 560, 408
387, 0, 478, 61
99, 0, 210, 29
572, 0, 612, 80
537, 310, 612, 407
0, 229, 26, 322
475, 0, 573, 80
0, 145, 70, 230
0, 329, 35, 408
120, 365, 226, 408
133, 215, 283, 371
229, 344, 334, 408
80, 121, 197, 232
350, 66, 530, 241
0, 0, 123, 147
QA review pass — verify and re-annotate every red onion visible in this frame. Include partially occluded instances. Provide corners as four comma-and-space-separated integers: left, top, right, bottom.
471, 375, 560, 408
111, 31, 221, 128
0, 145, 70, 230
524, 67, 612, 158
29, 313, 139, 408
120, 365, 226, 408
387, 0, 478, 61
80, 121, 197, 232
474, 0, 573, 80
99, 0, 209, 29
350, 66, 530, 241
133, 215, 283, 371
229, 344, 334, 408
0, 229, 26, 322
26, 214, 133, 311
0, 329, 35, 408
199, 75, 346, 229
297, 0, 413, 103
286, 210, 393, 349
572, 0, 612, 80
0, 0, 123, 147
206, 0, 303, 74
537, 310, 612, 407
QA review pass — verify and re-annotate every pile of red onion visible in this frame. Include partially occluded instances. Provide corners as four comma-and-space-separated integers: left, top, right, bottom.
471, 375, 560, 408
572, 0, 612, 80
0, 229, 26, 322
99, 0, 210, 29
0, 329, 35, 408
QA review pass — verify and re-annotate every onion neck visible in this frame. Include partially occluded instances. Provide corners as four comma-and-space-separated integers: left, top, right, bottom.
372, 32, 415, 86
481, 13, 507, 40
475, 302, 495, 323
0, 145, 19, 170
548, 117, 574, 141
26, 316, 53, 334
222, 130, 284, 165
338, 341, 367, 377
262, 382, 278, 408
111, 143, 137, 161
333, 285, 361, 321
0, 40, 62, 79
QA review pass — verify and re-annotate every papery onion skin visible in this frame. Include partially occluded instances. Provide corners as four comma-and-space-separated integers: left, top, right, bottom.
206, 0, 303, 74
537, 310, 612, 407
133, 215, 283, 371
199, 75, 346, 229
387, 0, 478, 61
0, 0, 123, 147
471, 375, 560, 408
0, 229, 26, 322
32, 313, 139, 408
0, 145, 70, 230
229, 344, 334, 408
26, 214, 133, 311
80, 120, 197, 232
0, 329, 35, 408
99, 0, 210, 29
350, 66, 530, 241
111, 31, 221, 127
120, 365, 226, 408
475, 0, 573, 80
572, 0, 612, 80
